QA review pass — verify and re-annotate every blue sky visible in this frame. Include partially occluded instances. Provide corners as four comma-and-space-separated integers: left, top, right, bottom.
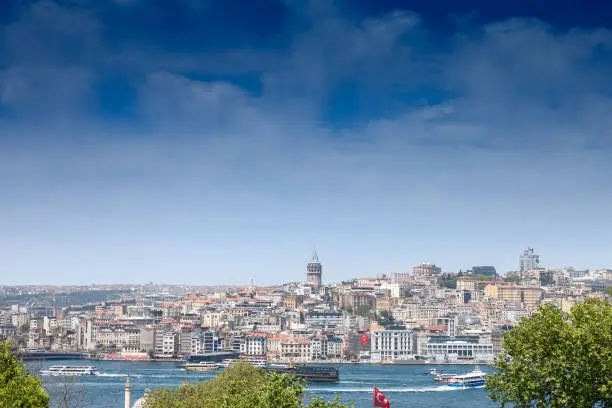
1, 0, 611, 285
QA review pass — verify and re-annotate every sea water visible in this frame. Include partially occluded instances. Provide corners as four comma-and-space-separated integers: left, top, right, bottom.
29, 360, 497, 408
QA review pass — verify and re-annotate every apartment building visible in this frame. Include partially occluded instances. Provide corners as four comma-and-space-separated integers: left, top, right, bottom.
484, 284, 542, 308
245, 333, 267, 357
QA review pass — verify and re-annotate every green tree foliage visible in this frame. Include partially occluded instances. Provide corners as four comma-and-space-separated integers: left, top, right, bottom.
0, 342, 50, 408
356, 305, 371, 317
504, 273, 520, 284
472, 274, 493, 281
437, 274, 456, 289
486, 299, 612, 407
145, 361, 353, 408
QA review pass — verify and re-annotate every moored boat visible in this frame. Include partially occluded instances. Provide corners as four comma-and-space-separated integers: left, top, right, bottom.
247, 358, 267, 367
40, 365, 100, 376
216, 359, 238, 368
182, 361, 219, 371
264, 364, 339, 382
447, 367, 487, 388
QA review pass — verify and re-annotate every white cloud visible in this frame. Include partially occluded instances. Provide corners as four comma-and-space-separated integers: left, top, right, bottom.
1, 1, 612, 282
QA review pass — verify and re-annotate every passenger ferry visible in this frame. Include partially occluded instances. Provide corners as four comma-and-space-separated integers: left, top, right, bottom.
216, 359, 238, 368
434, 372, 459, 383
182, 361, 219, 371
247, 358, 267, 368
264, 364, 339, 382
447, 367, 487, 388
40, 365, 100, 376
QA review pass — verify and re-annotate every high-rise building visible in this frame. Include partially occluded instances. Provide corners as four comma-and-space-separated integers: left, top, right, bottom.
519, 248, 540, 273
306, 251, 322, 288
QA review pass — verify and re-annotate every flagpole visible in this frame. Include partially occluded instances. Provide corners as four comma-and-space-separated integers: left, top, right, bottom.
373, 384, 376, 407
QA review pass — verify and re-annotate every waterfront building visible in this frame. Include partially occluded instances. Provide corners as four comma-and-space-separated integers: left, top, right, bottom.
245, 333, 267, 357
281, 337, 312, 362
154, 330, 179, 357
425, 336, 494, 362
306, 251, 323, 289
139, 326, 154, 353
370, 329, 414, 362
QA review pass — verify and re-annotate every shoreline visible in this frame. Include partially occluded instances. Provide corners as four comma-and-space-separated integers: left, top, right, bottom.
29, 357, 489, 366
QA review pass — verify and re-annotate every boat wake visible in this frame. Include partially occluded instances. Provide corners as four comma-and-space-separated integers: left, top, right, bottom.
310, 385, 482, 393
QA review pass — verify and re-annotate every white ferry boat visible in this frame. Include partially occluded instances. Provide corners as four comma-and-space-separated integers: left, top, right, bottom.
247, 358, 267, 368
40, 365, 100, 377
428, 368, 458, 382
216, 359, 237, 368
447, 367, 487, 388
183, 361, 218, 371
434, 372, 459, 383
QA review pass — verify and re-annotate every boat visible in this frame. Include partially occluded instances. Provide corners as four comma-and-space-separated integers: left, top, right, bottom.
182, 361, 219, 371
428, 368, 438, 376
247, 358, 267, 368
40, 365, 100, 376
264, 364, 339, 382
216, 359, 238, 368
447, 367, 487, 388
433, 373, 458, 383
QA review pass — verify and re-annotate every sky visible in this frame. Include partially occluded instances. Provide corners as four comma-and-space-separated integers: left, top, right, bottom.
1, 0, 612, 285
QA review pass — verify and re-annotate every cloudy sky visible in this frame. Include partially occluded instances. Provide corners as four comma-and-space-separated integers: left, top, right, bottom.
1, 0, 611, 285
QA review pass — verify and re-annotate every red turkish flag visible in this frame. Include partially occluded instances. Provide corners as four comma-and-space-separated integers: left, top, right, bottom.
360, 332, 370, 346
373, 386, 391, 408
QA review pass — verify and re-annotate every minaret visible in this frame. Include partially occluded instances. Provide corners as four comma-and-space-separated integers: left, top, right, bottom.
306, 250, 322, 289
124, 375, 131, 408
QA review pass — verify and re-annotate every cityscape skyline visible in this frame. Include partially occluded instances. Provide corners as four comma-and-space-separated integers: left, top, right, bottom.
1, 0, 612, 285
0, 246, 609, 286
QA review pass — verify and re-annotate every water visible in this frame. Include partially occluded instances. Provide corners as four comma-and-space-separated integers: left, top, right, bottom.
28, 360, 497, 407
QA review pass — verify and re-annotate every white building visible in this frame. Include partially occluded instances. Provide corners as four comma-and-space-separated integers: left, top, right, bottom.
245, 334, 267, 357
304, 312, 344, 328
425, 338, 494, 363
155, 330, 178, 357
370, 330, 414, 362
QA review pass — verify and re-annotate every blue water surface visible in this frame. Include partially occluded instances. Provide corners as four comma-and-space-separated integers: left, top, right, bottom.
28, 360, 497, 408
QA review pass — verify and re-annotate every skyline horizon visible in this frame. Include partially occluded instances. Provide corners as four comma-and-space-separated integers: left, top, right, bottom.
1, 246, 609, 286
2, 0, 612, 285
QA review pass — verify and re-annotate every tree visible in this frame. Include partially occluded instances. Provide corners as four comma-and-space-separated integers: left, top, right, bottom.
486, 299, 612, 407
356, 305, 371, 317
0, 342, 50, 408
437, 274, 456, 289
145, 361, 353, 408
504, 273, 520, 284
